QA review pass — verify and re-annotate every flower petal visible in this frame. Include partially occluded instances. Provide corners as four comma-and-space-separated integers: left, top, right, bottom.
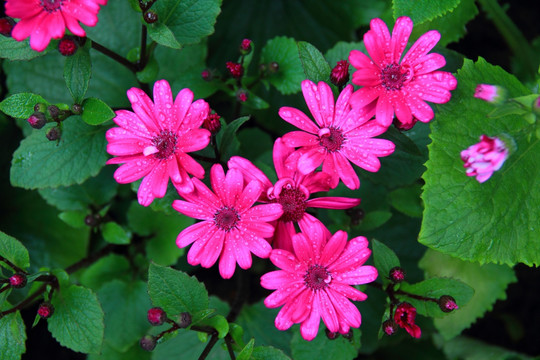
176, 221, 213, 248
279, 107, 319, 134
402, 30, 441, 65
390, 16, 413, 63
172, 199, 213, 220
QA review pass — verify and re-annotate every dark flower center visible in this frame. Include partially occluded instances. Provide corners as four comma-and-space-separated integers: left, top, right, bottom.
41, 0, 63, 12
214, 206, 240, 232
381, 63, 409, 91
277, 187, 308, 223
152, 130, 178, 159
319, 127, 344, 153
304, 264, 332, 290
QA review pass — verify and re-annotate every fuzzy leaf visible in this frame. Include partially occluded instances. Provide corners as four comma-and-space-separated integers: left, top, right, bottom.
393, 0, 461, 24
0, 93, 47, 119
260, 37, 304, 95
419, 58, 539, 266
48, 285, 104, 354
148, 263, 209, 315
0, 231, 30, 272
420, 249, 516, 339
0, 309, 26, 360
64, 42, 91, 103
297, 41, 332, 85
11, 116, 108, 189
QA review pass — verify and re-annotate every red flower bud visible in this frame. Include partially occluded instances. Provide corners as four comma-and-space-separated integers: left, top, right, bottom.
0, 17, 15, 37
38, 302, 54, 319
382, 319, 398, 336
393, 116, 418, 131
140, 335, 157, 351
201, 69, 213, 81
46, 126, 62, 141
237, 89, 248, 102
239, 38, 252, 54
330, 60, 350, 87
226, 61, 244, 78
27, 112, 47, 129
389, 267, 406, 283
325, 328, 339, 340
144, 11, 158, 24
58, 36, 79, 56
9, 273, 27, 288
202, 112, 221, 135
438, 295, 459, 313
175, 312, 192, 328
147, 307, 167, 326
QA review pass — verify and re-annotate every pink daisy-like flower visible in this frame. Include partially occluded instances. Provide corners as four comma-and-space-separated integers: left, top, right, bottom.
461, 135, 509, 183
280, 80, 395, 190
106, 80, 211, 206
261, 226, 378, 341
349, 16, 457, 128
5, 0, 108, 52
228, 138, 360, 253
172, 164, 283, 279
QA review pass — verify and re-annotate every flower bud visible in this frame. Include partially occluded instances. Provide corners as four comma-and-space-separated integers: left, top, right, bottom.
84, 214, 101, 227
330, 60, 350, 87
140, 335, 157, 351
382, 319, 398, 336
226, 61, 244, 79
202, 112, 221, 135
144, 11, 158, 24
341, 329, 353, 340
394, 302, 421, 338
147, 307, 167, 326
236, 89, 248, 102
532, 96, 540, 116
0, 17, 15, 37
438, 295, 459, 313
474, 84, 507, 104
325, 328, 339, 340
38, 302, 54, 319
9, 273, 27, 288
389, 267, 406, 283
72, 104, 82, 114
27, 112, 47, 129
34, 103, 47, 113
47, 105, 60, 120
58, 36, 79, 56
201, 69, 213, 81
345, 207, 364, 226
175, 312, 192, 328
46, 126, 62, 141
268, 61, 279, 74
239, 38, 252, 54
393, 116, 418, 131
461, 135, 509, 183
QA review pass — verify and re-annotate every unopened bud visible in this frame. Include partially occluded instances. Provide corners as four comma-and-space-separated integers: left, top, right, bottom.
474, 84, 507, 104
0, 17, 15, 37
389, 267, 406, 283
269, 61, 279, 73
9, 273, 27, 288
341, 329, 353, 340
27, 112, 47, 129
239, 38, 252, 54
46, 126, 62, 141
175, 312, 192, 328
325, 328, 339, 340
147, 307, 167, 326
72, 104, 82, 114
202, 112, 221, 135
140, 335, 157, 351
84, 214, 100, 227
382, 319, 398, 336
58, 36, 79, 56
201, 69, 213, 81
47, 105, 60, 120
144, 11, 158, 24
236, 89, 248, 103
226, 61, 244, 79
330, 60, 350, 87
345, 207, 364, 226
38, 302, 54, 319
438, 295, 459, 313
393, 116, 418, 131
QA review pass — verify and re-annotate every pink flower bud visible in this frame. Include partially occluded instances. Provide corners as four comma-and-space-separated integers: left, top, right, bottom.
382, 319, 398, 336
202, 112, 221, 134
240, 38, 252, 54
226, 61, 244, 78
9, 273, 27, 288
461, 135, 509, 183
330, 60, 350, 87
237, 89, 248, 102
58, 37, 79, 56
27, 112, 47, 129
147, 307, 167, 326
38, 302, 54, 319
389, 267, 406, 283
0, 17, 15, 37
474, 84, 506, 103
438, 295, 459, 313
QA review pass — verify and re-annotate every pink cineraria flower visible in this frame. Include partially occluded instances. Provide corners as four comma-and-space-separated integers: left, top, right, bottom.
348, 16, 457, 128
261, 226, 378, 341
228, 138, 360, 253
106, 80, 211, 206
461, 135, 509, 183
280, 80, 395, 190
5, 0, 108, 52
173, 164, 283, 279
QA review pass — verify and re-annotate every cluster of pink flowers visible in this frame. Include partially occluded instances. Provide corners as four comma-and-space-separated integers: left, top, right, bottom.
104, 16, 459, 341
461, 135, 509, 183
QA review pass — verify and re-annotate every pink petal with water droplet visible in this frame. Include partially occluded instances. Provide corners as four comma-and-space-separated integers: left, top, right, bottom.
299, 296, 321, 341
402, 30, 441, 65
279, 107, 319, 134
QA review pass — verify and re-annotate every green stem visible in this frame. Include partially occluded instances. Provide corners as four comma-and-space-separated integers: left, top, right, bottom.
477, 0, 538, 78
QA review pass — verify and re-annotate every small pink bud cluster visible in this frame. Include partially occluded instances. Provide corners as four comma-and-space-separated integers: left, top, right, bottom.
239, 38, 252, 54
147, 307, 167, 326
202, 111, 221, 135
474, 84, 506, 104
438, 295, 459, 313
461, 135, 509, 183
330, 60, 350, 87
0, 17, 15, 37
58, 36, 79, 56
389, 267, 406, 283
38, 302, 54, 319
226, 61, 244, 79
9, 273, 27, 288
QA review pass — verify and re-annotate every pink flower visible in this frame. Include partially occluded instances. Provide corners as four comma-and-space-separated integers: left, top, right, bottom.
228, 138, 361, 253
349, 16, 457, 128
172, 164, 283, 279
5, 0, 108, 52
261, 226, 378, 341
280, 80, 395, 190
106, 80, 211, 206
473, 84, 506, 103
394, 302, 421, 338
461, 135, 509, 183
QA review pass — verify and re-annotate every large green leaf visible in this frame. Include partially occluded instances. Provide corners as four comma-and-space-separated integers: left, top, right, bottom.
393, 0, 461, 24
49, 285, 105, 354
64, 41, 92, 103
0, 231, 30, 272
0, 308, 26, 360
152, 329, 228, 360
98, 280, 151, 352
260, 37, 304, 95
433, 335, 536, 360
149, 0, 221, 47
297, 41, 332, 85
0, 93, 48, 119
290, 326, 360, 360
419, 58, 539, 266
148, 263, 209, 315
372, 238, 400, 283
0, 36, 49, 60
79, 254, 131, 291
251, 346, 291, 360
10, 116, 108, 189
419, 249, 516, 340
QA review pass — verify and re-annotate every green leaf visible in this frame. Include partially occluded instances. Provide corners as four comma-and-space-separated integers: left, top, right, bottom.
102, 222, 131, 245
147, 22, 182, 49
48, 285, 105, 354
419, 58, 539, 266
420, 249, 516, 340
199, 314, 229, 338
0, 36, 48, 61
0, 231, 30, 272
399, 277, 474, 318
237, 338, 255, 360
372, 238, 400, 282
356, 210, 392, 231
82, 98, 115, 125
0, 93, 48, 119
10, 116, 108, 189
393, 0, 461, 24
79, 254, 131, 291
87, 341, 151, 360
297, 41, 333, 85
433, 334, 536, 360
218, 116, 250, 160
387, 184, 423, 218
148, 263, 209, 315
97, 280, 151, 352
325, 41, 365, 70
152, 330, 228, 360
0, 309, 26, 360
64, 41, 92, 103
58, 210, 87, 228
260, 37, 304, 95
127, 203, 191, 266
291, 326, 360, 360
251, 346, 292, 360
151, 0, 221, 46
